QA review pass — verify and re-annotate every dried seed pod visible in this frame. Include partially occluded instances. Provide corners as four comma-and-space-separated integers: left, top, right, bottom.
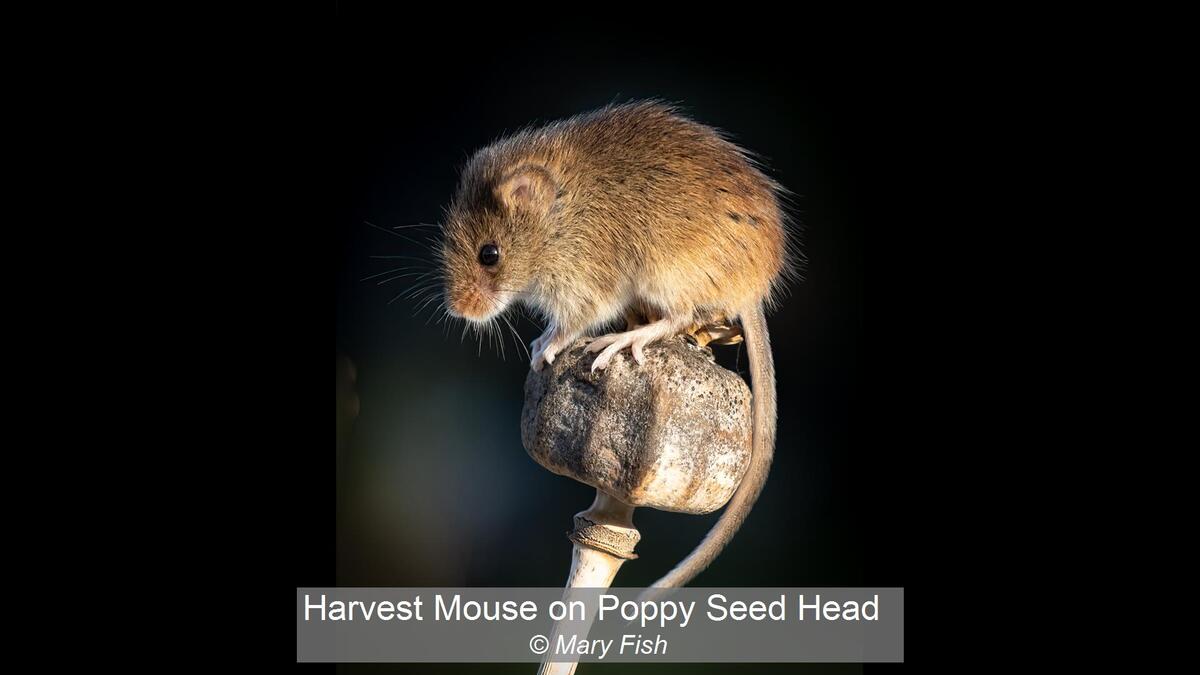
522, 335, 753, 514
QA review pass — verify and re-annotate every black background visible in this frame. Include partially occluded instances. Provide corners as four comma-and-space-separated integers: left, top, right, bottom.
270, 10, 981, 674
3, 4, 1052, 670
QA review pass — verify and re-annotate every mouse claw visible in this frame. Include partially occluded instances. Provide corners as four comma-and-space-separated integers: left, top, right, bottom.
631, 342, 646, 364
587, 318, 686, 372
532, 346, 558, 372
588, 332, 640, 371
530, 324, 561, 372
531, 326, 575, 372
590, 351, 613, 372
591, 342, 628, 371
584, 334, 615, 353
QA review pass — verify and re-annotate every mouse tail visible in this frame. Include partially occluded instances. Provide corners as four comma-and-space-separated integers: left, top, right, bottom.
642, 302, 777, 593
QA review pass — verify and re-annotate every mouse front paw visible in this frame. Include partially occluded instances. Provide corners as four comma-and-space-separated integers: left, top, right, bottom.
531, 324, 578, 372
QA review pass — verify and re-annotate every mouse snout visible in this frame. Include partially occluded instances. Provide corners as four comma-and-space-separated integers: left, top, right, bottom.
446, 280, 500, 322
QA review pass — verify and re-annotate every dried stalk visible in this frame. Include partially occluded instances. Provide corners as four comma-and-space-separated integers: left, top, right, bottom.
537, 489, 639, 675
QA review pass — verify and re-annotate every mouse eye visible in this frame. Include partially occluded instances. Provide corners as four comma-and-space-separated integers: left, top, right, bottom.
478, 243, 500, 267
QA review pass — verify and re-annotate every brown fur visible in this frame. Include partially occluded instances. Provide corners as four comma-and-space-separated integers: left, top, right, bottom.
442, 100, 793, 330
441, 101, 794, 589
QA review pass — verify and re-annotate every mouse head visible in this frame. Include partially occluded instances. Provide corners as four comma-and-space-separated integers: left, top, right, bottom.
441, 164, 557, 323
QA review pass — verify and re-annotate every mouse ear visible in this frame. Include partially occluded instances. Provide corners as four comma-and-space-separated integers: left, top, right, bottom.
496, 165, 556, 215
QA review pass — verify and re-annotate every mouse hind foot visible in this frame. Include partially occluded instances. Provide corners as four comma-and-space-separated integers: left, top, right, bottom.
585, 316, 690, 371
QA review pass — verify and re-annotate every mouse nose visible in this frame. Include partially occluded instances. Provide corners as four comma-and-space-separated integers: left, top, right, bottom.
449, 286, 493, 321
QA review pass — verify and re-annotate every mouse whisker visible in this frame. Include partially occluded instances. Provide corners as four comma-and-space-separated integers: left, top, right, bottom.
501, 311, 531, 361
361, 266, 427, 282
401, 282, 443, 301
369, 254, 436, 262
369, 266, 436, 282
417, 294, 446, 317
413, 290, 444, 314
491, 316, 505, 361
510, 303, 544, 331
395, 287, 440, 309
376, 270, 436, 287
424, 300, 447, 326
363, 220, 433, 249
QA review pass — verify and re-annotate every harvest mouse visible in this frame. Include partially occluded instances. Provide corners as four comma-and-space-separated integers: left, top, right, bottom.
441, 100, 794, 590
